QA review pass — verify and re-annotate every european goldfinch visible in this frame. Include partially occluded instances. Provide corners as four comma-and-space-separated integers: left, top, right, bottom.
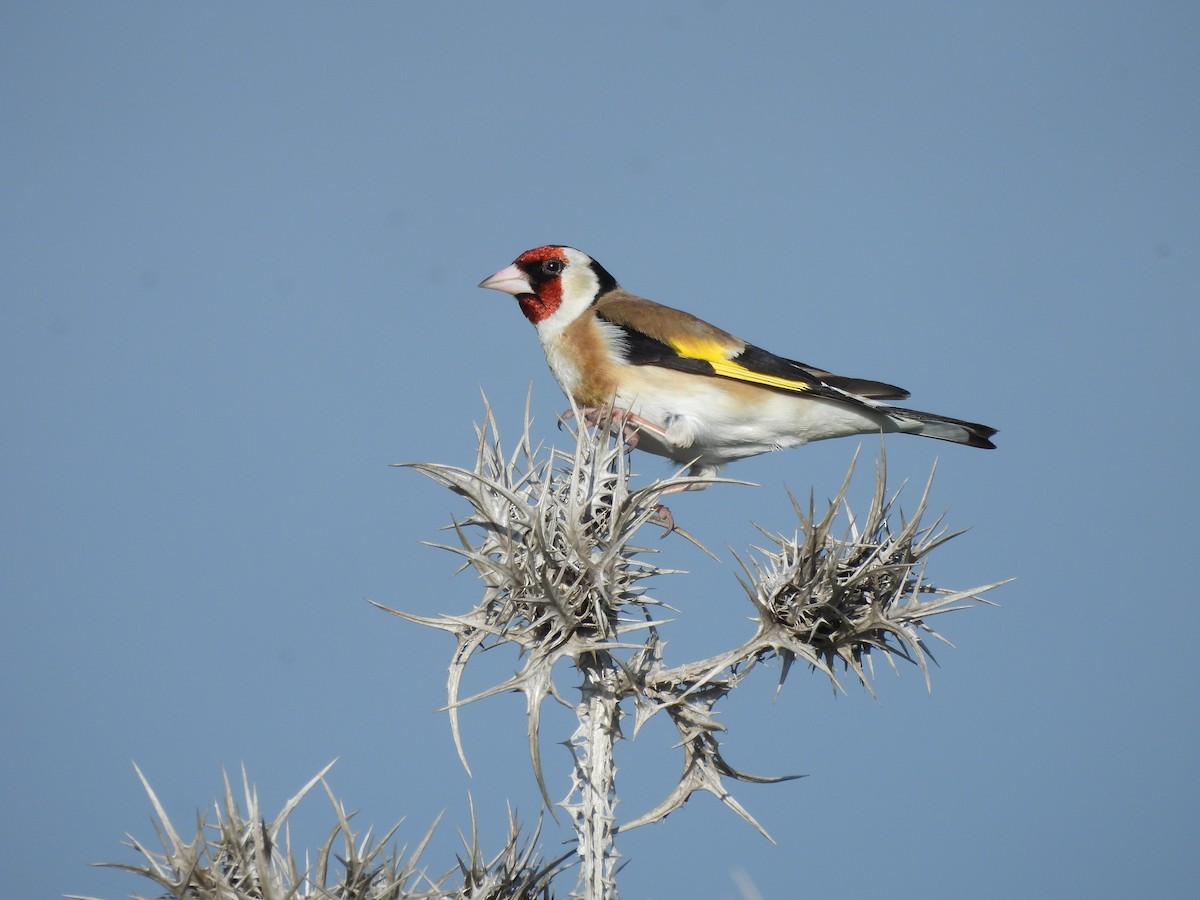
480, 245, 996, 484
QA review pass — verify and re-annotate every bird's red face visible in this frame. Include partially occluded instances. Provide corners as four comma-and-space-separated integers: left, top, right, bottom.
478, 245, 569, 324
479, 246, 617, 327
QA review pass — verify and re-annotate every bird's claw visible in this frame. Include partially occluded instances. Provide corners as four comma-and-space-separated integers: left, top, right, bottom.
559, 406, 658, 450
559, 406, 682, 532
651, 503, 676, 535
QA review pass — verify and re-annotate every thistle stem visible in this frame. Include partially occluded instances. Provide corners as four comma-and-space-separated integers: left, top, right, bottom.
568, 650, 621, 900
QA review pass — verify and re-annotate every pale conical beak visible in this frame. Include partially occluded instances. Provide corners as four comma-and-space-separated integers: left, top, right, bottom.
478, 263, 533, 296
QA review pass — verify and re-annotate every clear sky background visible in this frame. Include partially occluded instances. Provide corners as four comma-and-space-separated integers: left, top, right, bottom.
3, 3, 1197, 898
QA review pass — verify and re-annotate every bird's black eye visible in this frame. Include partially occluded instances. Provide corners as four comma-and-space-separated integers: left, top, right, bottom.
541, 258, 564, 276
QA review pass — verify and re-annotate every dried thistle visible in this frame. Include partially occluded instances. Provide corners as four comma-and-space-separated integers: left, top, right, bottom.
85, 397, 1003, 900
74, 762, 569, 900
736, 448, 1009, 695
381, 396, 1005, 900
372, 398, 710, 805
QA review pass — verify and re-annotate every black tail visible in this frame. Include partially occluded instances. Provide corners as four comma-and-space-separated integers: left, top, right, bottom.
884, 405, 998, 449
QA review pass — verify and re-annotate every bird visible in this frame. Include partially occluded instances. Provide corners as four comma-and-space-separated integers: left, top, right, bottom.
479, 244, 996, 491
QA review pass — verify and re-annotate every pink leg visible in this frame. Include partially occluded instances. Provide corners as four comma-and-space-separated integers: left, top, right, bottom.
560, 406, 669, 449
560, 407, 706, 535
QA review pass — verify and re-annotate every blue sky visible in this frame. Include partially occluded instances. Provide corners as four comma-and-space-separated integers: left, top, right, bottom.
3, 2, 1198, 897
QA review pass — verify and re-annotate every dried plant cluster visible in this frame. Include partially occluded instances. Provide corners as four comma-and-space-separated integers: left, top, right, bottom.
736, 452, 1001, 695
86, 398, 1002, 900
372, 399, 1005, 897
72, 762, 570, 900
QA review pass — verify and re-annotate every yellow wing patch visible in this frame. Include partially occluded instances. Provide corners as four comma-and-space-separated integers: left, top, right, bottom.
667, 335, 735, 362
668, 336, 812, 393
707, 359, 812, 392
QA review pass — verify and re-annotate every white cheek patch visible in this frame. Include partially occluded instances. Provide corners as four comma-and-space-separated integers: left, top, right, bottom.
557, 253, 600, 312
534, 248, 604, 347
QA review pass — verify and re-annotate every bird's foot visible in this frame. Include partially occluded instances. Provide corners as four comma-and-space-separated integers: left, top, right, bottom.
645, 467, 722, 536
650, 502, 676, 534
559, 406, 667, 450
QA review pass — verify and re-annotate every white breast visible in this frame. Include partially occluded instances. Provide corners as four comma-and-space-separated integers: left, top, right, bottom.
539, 332, 584, 396
609, 368, 897, 469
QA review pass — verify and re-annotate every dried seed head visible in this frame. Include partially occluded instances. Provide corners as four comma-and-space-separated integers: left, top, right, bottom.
738, 451, 1006, 694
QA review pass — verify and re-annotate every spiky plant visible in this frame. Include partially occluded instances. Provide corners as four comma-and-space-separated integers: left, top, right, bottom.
73, 762, 571, 900
374, 397, 1006, 900
83, 396, 1002, 900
